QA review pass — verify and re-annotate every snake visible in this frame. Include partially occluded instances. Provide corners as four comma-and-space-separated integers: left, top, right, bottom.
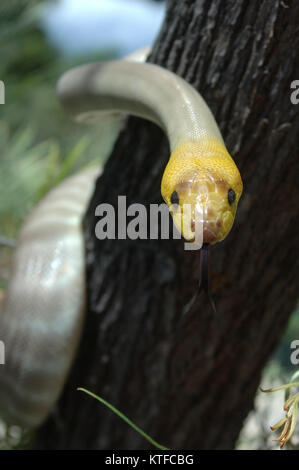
0, 48, 243, 428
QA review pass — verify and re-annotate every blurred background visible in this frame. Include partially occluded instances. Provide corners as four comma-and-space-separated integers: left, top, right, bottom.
0, 0, 298, 450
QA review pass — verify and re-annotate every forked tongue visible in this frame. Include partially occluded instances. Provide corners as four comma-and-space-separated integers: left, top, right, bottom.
183, 244, 216, 315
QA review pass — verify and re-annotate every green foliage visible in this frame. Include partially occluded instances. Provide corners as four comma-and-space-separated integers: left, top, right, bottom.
78, 388, 169, 450
0, 0, 121, 237
0, 121, 100, 235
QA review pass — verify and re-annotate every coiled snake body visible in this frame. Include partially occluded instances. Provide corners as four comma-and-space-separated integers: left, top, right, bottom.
0, 49, 242, 427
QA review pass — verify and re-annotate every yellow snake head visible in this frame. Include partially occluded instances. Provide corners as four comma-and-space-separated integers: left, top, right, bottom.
161, 140, 243, 244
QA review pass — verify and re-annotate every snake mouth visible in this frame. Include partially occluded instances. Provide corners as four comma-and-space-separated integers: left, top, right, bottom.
203, 226, 218, 243
190, 218, 222, 244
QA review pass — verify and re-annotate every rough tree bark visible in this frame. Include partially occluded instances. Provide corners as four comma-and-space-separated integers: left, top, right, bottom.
37, 0, 299, 449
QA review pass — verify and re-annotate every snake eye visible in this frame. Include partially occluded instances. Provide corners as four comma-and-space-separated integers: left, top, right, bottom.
228, 188, 236, 205
170, 190, 179, 205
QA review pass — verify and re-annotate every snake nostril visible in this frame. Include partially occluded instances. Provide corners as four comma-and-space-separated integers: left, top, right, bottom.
191, 219, 195, 232
216, 219, 222, 228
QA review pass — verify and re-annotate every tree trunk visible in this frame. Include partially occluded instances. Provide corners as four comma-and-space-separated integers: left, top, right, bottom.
37, 0, 299, 450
